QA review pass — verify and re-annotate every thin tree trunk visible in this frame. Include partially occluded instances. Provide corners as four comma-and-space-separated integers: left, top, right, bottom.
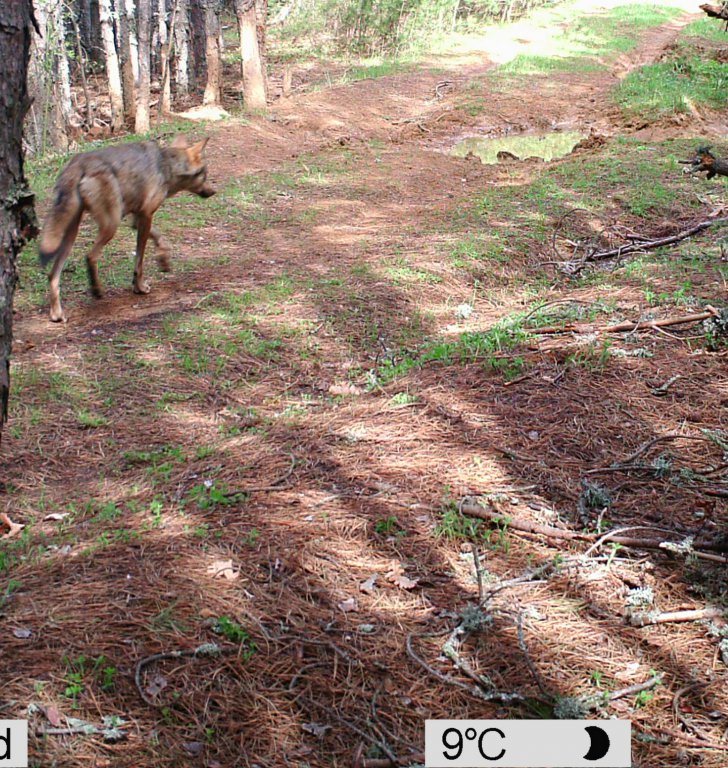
202, 0, 221, 105
0, 0, 38, 446
99, 0, 124, 131
136, 0, 152, 132
234, 0, 266, 108
66, 6, 94, 127
125, 0, 140, 83
189, 0, 206, 88
158, 0, 172, 113
118, 0, 137, 121
88, 0, 104, 66
173, 0, 190, 97
255, 0, 267, 68
29, 0, 69, 151
55, 0, 73, 132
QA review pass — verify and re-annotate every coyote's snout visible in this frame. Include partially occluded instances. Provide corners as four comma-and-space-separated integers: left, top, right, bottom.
39, 135, 215, 322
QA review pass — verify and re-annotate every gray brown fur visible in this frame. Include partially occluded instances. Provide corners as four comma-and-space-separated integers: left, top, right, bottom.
38, 136, 215, 322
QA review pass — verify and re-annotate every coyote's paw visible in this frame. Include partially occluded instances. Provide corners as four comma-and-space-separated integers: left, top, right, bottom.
133, 280, 151, 295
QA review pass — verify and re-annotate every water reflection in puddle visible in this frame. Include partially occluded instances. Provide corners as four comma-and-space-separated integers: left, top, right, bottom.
452, 131, 586, 164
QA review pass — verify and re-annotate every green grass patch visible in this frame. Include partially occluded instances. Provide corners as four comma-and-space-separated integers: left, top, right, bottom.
680, 16, 728, 42
343, 60, 411, 82
491, 3, 681, 79
615, 57, 728, 120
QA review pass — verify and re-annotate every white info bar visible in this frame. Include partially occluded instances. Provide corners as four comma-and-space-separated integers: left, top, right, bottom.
0, 721, 28, 768
425, 720, 631, 767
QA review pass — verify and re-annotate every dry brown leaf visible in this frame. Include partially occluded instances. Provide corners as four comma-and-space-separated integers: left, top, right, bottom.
328, 383, 363, 397
337, 597, 358, 613
0, 513, 24, 540
385, 561, 419, 590
45, 706, 62, 727
359, 574, 379, 595
301, 722, 331, 738
207, 559, 240, 581
146, 674, 168, 698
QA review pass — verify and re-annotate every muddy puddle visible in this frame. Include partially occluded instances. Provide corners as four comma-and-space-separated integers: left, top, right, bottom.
451, 131, 586, 164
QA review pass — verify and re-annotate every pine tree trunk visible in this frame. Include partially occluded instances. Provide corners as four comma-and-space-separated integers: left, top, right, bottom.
28, 0, 69, 151
158, 0, 172, 113
255, 0, 267, 72
0, 0, 38, 445
202, 0, 221, 105
88, 0, 104, 66
99, 0, 125, 131
174, 0, 190, 97
55, 0, 73, 133
125, 0, 140, 82
136, 0, 152, 131
118, 0, 137, 121
234, 0, 266, 108
189, 0, 206, 88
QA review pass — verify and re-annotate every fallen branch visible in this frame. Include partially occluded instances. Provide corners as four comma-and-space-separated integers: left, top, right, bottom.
590, 432, 716, 470
587, 218, 728, 262
673, 683, 713, 742
651, 727, 728, 752
700, 3, 728, 21
135, 643, 235, 706
529, 307, 720, 336
405, 632, 526, 705
601, 307, 719, 334
627, 606, 725, 628
605, 675, 661, 703
458, 498, 728, 562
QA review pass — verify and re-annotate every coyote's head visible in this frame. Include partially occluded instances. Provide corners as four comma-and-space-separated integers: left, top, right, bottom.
168, 136, 216, 198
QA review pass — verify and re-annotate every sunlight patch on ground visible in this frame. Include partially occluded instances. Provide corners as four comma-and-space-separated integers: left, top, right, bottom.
422, 0, 696, 67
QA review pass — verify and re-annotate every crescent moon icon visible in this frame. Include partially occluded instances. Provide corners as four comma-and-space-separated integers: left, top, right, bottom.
583, 725, 611, 761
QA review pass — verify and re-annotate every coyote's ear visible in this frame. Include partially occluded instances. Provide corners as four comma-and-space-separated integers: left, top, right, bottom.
171, 134, 189, 149
190, 137, 210, 155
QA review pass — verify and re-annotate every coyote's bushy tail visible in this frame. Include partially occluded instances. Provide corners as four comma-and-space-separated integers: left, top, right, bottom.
39, 166, 84, 267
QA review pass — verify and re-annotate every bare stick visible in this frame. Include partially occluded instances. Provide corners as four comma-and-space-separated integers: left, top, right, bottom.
529, 308, 720, 336
587, 218, 728, 262
610, 433, 714, 467
516, 612, 550, 699
628, 607, 725, 627
458, 499, 728, 561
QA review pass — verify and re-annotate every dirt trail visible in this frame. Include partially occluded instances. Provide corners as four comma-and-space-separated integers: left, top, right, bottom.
17, 6, 702, 345
5, 7, 728, 768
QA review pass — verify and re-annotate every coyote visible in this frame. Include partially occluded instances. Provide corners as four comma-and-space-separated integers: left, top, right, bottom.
38, 136, 215, 322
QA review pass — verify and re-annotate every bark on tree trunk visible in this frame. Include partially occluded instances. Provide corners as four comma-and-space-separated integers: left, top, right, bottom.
189, 0, 206, 88
173, 0, 190, 97
235, 0, 266, 108
88, 0, 104, 65
55, 0, 73, 134
136, 0, 152, 131
118, 0, 137, 121
202, 0, 221, 105
28, 0, 69, 151
99, 0, 125, 131
158, 0, 172, 113
255, 0, 267, 70
0, 0, 38, 446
